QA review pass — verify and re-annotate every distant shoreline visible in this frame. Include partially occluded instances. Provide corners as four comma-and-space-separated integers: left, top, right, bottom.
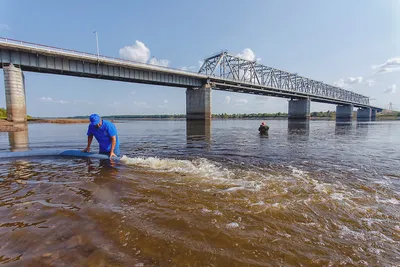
1, 116, 398, 132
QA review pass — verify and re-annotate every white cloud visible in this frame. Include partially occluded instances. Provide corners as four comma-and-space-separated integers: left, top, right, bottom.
133, 101, 151, 108
119, 41, 150, 63
39, 97, 53, 102
256, 96, 268, 105
73, 100, 94, 105
224, 96, 231, 104
375, 67, 400, 74
38, 97, 68, 104
130, 91, 136, 95
236, 98, 248, 104
333, 79, 348, 88
237, 48, 256, 61
119, 40, 170, 67
366, 79, 375, 87
383, 84, 396, 94
334, 76, 363, 88
346, 77, 363, 84
149, 57, 170, 67
163, 100, 168, 104
180, 65, 197, 71
372, 57, 400, 74
0, 24, 10, 32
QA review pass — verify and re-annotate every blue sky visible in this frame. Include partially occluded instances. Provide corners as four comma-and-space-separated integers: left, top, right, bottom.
0, 0, 399, 117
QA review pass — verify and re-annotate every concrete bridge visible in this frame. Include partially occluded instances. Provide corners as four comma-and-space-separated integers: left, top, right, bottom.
0, 37, 382, 123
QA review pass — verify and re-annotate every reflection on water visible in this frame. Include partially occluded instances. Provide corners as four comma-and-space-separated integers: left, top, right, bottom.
287, 120, 310, 138
357, 117, 371, 122
336, 118, 352, 123
186, 120, 211, 150
8, 124, 29, 152
335, 121, 352, 135
356, 122, 369, 136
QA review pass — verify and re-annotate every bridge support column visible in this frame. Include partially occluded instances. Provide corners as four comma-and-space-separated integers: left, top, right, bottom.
4, 64, 27, 123
288, 99, 310, 120
186, 84, 211, 120
336, 104, 353, 121
357, 108, 371, 121
371, 109, 377, 121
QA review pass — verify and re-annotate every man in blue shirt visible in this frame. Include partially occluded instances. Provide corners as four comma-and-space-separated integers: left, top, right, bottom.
83, 114, 120, 159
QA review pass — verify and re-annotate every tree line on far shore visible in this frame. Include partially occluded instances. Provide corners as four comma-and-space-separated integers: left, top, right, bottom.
1, 107, 399, 120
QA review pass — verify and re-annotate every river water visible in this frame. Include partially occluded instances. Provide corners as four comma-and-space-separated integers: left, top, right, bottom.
0, 119, 399, 266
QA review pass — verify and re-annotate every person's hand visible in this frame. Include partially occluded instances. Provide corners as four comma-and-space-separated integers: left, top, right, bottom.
82, 147, 90, 153
109, 152, 117, 160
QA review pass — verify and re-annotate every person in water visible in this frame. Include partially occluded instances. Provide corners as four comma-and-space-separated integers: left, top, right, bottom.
83, 114, 120, 159
258, 122, 269, 134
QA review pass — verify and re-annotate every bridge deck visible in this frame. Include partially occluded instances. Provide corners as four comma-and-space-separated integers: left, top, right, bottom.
0, 38, 382, 111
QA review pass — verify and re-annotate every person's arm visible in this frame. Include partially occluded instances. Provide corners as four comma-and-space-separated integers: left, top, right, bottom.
83, 135, 93, 152
108, 123, 118, 159
110, 136, 116, 156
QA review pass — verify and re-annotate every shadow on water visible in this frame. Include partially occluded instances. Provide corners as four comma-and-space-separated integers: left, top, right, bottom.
8, 124, 29, 151
186, 120, 211, 150
287, 119, 310, 139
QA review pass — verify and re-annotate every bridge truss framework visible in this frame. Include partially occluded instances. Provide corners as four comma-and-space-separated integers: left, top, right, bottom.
199, 52, 370, 106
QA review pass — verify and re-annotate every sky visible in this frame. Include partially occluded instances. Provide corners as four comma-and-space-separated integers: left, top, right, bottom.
0, 0, 399, 117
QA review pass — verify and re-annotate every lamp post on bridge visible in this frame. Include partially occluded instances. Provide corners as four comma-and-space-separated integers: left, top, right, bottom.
93, 31, 99, 58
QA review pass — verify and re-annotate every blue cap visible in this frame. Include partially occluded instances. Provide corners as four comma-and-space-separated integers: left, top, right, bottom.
89, 114, 101, 125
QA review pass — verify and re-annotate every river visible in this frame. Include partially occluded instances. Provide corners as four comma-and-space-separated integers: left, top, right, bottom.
0, 119, 399, 266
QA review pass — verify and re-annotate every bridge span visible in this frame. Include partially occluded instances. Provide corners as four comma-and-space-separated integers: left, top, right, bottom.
0, 37, 382, 123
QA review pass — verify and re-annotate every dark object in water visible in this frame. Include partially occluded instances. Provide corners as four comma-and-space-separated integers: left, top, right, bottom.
259, 123, 269, 134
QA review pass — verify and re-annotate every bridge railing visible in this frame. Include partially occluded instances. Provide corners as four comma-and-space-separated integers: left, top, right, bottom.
0, 37, 202, 76
199, 52, 370, 106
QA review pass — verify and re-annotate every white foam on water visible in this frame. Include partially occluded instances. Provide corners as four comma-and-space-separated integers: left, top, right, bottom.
214, 210, 223, 216
375, 196, 399, 205
330, 193, 345, 201
201, 208, 212, 213
120, 155, 266, 191
250, 201, 265, 206
338, 225, 366, 241
289, 166, 308, 177
226, 222, 239, 229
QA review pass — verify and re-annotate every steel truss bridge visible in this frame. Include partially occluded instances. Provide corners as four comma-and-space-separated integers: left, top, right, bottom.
200, 52, 376, 109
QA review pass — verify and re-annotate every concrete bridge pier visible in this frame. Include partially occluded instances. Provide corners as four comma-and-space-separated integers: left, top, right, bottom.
336, 104, 353, 122
357, 107, 371, 121
186, 84, 211, 121
288, 98, 310, 120
371, 109, 377, 121
4, 64, 27, 122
